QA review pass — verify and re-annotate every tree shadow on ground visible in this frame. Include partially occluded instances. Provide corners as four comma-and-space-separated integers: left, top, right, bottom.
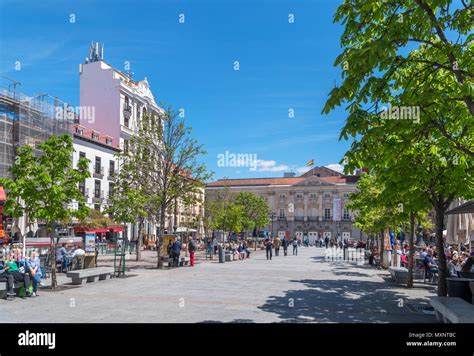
199, 319, 256, 323
258, 278, 437, 323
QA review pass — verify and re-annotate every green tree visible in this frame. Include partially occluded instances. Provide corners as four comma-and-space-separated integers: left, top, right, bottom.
324, 0, 473, 296
123, 108, 212, 268
104, 158, 148, 261
323, 0, 473, 156
234, 192, 270, 239
0, 135, 90, 289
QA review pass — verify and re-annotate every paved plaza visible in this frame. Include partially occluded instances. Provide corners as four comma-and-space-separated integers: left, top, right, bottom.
1, 247, 438, 323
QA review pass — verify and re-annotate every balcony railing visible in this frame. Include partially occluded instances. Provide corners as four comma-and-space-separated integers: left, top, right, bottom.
108, 169, 116, 180
93, 166, 104, 178
294, 216, 304, 221
277, 217, 286, 221
307, 216, 319, 221
94, 190, 105, 200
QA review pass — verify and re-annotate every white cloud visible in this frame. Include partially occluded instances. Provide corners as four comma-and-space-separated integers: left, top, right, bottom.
256, 159, 289, 172
325, 164, 344, 173
295, 166, 310, 174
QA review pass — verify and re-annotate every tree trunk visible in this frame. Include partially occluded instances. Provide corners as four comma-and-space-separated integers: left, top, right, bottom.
157, 206, 166, 269
407, 212, 415, 288
379, 230, 384, 266
136, 219, 143, 261
49, 223, 58, 290
435, 206, 448, 296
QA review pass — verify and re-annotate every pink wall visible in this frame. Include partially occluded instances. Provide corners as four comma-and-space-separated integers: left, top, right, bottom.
80, 61, 121, 148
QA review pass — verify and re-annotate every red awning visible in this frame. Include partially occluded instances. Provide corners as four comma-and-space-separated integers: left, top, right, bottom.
74, 226, 124, 233
0, 187, 5, 201
94, 228, 109, 233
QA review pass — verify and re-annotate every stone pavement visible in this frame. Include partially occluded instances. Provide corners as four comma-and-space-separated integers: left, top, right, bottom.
0, 247, 438, 323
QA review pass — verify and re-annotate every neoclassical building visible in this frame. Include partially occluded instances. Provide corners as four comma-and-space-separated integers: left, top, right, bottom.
206, 167, 366, 244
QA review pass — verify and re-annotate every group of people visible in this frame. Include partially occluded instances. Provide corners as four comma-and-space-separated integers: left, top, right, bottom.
264, 236, 299, 260
225, 241, 251, 260
0, 246, 42, 300
446, 246, 474, 277
55, 243, 86, 271
167, 237, 197, 267
368, 238, 474, 281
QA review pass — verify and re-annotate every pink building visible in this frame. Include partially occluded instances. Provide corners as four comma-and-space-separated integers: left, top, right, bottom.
79, 42, 163, 150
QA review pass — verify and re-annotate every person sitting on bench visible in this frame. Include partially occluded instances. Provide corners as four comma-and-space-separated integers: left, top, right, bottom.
0, 260, 15, 299
3, 253, 33, 297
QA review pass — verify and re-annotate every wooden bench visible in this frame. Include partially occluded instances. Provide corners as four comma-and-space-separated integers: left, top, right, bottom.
67, 267, 114, 285
430, 296, 474, 323
388, 267, 409, 284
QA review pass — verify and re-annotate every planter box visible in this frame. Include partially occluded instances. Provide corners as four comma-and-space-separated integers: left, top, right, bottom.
447, 277, 474, 303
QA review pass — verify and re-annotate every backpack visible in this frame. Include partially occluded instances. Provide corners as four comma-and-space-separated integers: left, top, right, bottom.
292, 240, 298, 246
189, 240, 196, 252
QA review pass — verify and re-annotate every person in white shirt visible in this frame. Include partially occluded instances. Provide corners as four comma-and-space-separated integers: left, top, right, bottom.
73, 246, 85, 256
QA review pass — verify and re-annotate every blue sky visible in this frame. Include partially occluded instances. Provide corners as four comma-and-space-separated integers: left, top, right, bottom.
0, 0, 351, 181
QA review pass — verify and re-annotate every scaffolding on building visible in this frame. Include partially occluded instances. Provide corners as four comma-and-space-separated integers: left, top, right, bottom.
0, 75, 75, 178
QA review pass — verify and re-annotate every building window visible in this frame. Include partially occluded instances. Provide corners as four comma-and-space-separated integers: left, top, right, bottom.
94, 180, 101, 198
343, 193, 349, 198
78, 181, 85, 196
279, 209, 286, 219
296, 193, 303, 199
324, 208, 331, 220
95, 157, 101, 174
343, 208, 350, 220
324, 192, 331, 198
109, 182, 114, 199
91, 131, 99, 140
310, 193, 317, 198
79, 151, 86, 159
109, 160, 115, 177
75, 127, 84, 135
123, 140, 129, 153
105, 137, 113, 145
279, 194, 285, 199
94, 204, 101, 211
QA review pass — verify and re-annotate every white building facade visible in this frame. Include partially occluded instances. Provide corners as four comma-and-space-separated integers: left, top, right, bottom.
72, 127, 119, 213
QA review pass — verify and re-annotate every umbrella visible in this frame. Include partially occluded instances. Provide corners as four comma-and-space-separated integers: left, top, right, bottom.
446, 198, 474, 247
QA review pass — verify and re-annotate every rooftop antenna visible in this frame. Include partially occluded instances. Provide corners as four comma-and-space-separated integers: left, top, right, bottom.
89, 41, 104, 63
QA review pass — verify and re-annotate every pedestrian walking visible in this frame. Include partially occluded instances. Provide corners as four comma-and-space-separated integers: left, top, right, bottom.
171, 238, 182, 267
324, 236, 329, 249
265, 238, 273, 260
292, 238, 298, 256
213, 237, 218, 255
282, 237, 289, 256
188, 237, 197, 267
273, 236, 281, 256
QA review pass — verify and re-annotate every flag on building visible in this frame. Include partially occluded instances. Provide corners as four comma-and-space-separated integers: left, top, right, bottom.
306, 159, 314, 167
